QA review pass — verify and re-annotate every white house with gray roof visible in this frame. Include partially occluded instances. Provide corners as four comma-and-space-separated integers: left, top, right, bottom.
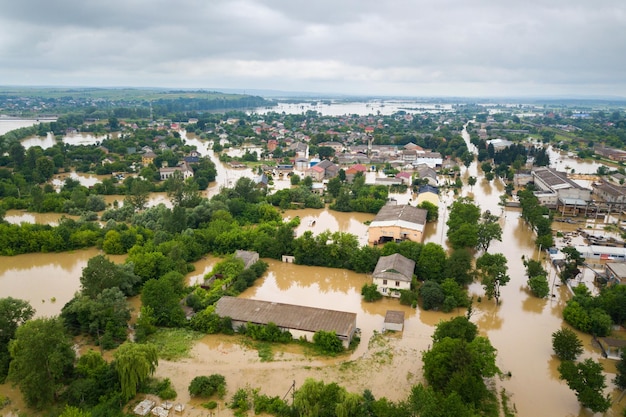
372, 253, 415, 297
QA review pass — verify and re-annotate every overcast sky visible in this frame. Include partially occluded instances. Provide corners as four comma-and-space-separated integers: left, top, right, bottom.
1, 0, 625, 98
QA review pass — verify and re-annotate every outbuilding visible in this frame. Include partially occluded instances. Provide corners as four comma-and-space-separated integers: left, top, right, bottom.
214, 296, 357, 348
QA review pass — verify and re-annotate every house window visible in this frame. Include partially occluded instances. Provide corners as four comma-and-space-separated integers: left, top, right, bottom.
395, 281, 400, 287
382, 287, 387, 293
383, 280, 387, 285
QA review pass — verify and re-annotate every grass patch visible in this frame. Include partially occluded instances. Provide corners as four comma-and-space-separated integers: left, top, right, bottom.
146, 328, 204, 360
257, 342, 274, 362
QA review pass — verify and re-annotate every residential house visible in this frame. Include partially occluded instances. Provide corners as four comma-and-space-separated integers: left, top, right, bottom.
372, 253, 415, 297
315, 159, 340, 179
368, 204, 428, 244
416, 185, 439, 206
384, 310, 405, 331
159, 161, 194, 181
307, 165, 325, 181
142, 151, 157, 167
415, 164, 438, 187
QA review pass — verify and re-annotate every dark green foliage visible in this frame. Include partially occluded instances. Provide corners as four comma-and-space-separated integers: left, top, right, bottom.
445, 248, 474, 286
361, 283, 383, 302
399, 289, 418, 306
8, 317, 76, 409
419, 281, 445, 310
141, 272, 187, 327
313, 330, 344, 354
80, 254, 141, 298
432, 316, 478, 344
517, 188, 554, 248
188, 374, 226, 398
417, 243, 447, 282
139, 377, 177, 400
241, 322, 293, 343
61, 288, 131, 349
551, 328, 583, 361
0, 297, 34, 383
558, 359, 611, 413
189, 309, 233, 335
446, 198, 480, 250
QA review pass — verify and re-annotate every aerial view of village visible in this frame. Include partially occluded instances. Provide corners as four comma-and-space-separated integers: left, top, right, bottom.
2, 1, 626, 417
1, 89, 626, 417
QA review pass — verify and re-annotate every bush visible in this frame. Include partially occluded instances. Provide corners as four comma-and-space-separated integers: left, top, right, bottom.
189, 374, 227, 398
361, 283, 382, 302
313, 330, 344, 354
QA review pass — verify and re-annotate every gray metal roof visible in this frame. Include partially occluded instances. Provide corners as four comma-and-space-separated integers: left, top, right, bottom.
373, 253, 415, 282
384, 310, 405, 325
371, 204, 427, 226
214, 296, 356, 338
532, 167, 583, 190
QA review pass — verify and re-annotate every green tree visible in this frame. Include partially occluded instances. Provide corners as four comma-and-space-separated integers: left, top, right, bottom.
558, 359, 611, 413
141, 272, 187, 327
551, 328, 583, 361
523, 258, 549, 298
361, 283, 383, 302
417, 243, 447, 282
125, 179, 152, 211
0, 297, 34, 382
476, 212, 502, 252
432, 316, 477, 344
58, 405, 92, 417
188, 374, 227, 398
475, 253, 510, 305
114, 342, 158, 402
417, 201, 439, 222
444, 248, 474, 286
8, 317, 76, 408
80, 254, 141, 298
420, 281, 445, 310
313, 330, 344, 353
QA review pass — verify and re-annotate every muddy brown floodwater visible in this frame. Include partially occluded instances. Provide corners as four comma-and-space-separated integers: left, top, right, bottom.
2, 130, 626, 416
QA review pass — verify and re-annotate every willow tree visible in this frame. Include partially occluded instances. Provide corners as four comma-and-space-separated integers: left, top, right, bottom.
114, 342, 158, 401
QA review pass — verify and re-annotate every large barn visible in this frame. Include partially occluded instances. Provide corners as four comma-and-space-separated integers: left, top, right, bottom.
214, 296, 357, 348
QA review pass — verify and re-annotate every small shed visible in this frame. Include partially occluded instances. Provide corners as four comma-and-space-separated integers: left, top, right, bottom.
598, 337, 626, 360
235, 250, 259, 269
384, 310, 405, 332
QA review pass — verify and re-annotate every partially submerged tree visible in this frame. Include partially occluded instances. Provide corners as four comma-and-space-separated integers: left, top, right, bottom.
475, 253, 510, 305
114, 342, 158, 402
551, 328, 583, 361
558, 359, 611, 413
8, 317, 76, 409
0, 297, 34, 383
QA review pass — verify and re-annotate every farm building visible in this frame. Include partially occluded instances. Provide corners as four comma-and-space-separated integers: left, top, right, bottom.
214, 296, 357, 348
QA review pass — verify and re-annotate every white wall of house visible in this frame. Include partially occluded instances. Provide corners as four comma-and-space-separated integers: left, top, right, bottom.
373, 277, 410, 297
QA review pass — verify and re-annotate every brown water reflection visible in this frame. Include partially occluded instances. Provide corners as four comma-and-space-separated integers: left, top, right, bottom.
282, 207, 374, 245
0, 248, 110, 318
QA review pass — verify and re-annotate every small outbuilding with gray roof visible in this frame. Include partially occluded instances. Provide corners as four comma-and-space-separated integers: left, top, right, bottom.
214, 296, 357, 348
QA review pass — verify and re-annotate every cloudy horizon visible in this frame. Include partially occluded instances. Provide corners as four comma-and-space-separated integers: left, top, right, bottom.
1, 0, 625, 98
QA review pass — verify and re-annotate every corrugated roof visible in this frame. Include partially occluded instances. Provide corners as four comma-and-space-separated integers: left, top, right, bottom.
373, 253, 415, 282
214, 296, 356, 338
384, 310, 405, 325
371, 204, 427, 226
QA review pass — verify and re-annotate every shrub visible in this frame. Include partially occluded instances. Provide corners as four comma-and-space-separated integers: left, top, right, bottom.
361, 283, 382, 302
313, 330, 344, 354
189, 374, 227, 398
